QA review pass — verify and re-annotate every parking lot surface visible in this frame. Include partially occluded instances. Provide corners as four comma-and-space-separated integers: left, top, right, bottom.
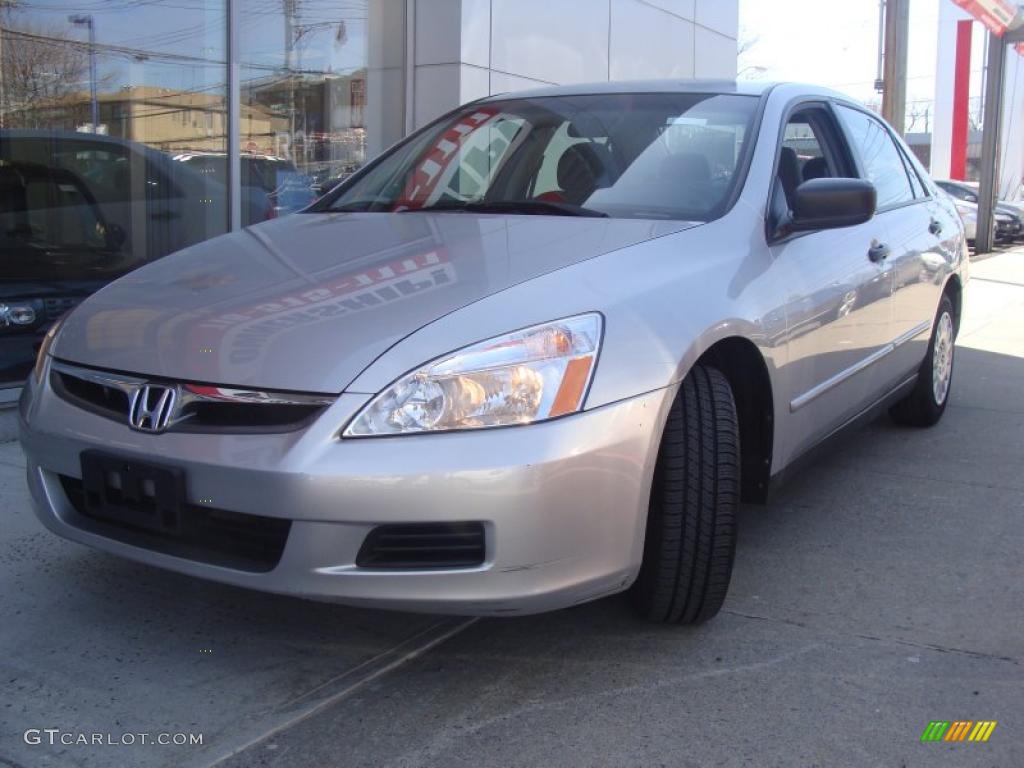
2, 250, 1022, 768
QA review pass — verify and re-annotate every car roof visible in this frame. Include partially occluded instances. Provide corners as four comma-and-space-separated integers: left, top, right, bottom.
477, 79, 851, 103
0, 158, 84, 184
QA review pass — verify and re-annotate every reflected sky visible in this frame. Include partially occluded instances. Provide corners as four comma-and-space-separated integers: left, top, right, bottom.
4, 0, 369, 93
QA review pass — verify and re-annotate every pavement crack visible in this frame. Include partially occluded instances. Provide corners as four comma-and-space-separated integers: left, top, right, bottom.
850, 632, 1019, 663
723, 610, 1019, 664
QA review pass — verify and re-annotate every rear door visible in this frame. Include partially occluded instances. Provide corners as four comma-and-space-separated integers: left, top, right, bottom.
771, 103, 895, 460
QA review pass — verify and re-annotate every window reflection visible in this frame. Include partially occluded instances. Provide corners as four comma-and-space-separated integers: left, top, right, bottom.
0, 0, 403, 385
238, 0, 404, 217
0, 0, 228, 384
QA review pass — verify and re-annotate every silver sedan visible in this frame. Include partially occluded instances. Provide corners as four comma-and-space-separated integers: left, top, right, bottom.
19, 81, 967, 623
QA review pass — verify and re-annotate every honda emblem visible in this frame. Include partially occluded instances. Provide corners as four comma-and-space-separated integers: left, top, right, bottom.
128, 385, 177, 433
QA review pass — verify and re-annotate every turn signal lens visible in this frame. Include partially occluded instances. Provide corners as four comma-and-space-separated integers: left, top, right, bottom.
32, 317, 65, 383
343, 313, 602, 436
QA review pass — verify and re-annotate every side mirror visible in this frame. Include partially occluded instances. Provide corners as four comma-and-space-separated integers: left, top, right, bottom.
788, 178, 876, 233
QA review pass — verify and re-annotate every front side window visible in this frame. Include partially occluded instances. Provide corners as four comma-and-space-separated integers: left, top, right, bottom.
323, 93, 760, 221
835, 105, 914, 209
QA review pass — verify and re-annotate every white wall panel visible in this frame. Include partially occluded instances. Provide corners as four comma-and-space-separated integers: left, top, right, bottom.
406, 0, 737, 135
489, 70, 555, 96
414, 64, 461, 128
415, 0, 462, 65
610, 0, 695, 80
643, 0, 695, 20
460, 0, 492, 68
695, 0, 738, 37
489, 0, 610, 84
694, 26, 737, 79
459, 64, 491, 103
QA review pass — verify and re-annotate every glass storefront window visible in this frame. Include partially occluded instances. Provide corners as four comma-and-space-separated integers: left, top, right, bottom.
0, 1, 406, 386
238, 0, 405, 224
0, 0, 228, 383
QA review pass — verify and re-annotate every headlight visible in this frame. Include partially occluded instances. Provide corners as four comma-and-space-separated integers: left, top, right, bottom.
344, 313, 602, 437
32, 317, 65, 383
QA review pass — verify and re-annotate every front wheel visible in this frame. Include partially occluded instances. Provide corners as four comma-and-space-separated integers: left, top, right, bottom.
631, 364, 739, 624
889, 293, 956, 427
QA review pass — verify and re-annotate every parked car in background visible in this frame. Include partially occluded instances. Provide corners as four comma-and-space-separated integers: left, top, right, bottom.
309, 163, 362, 197
20, 82, 967, 625
943, 192, 978, 242
936, 179, 1024, 242
0, 160, 134, 383
0, 131, 280, 385
1, 131, 265, 261
172, 152, 316, 223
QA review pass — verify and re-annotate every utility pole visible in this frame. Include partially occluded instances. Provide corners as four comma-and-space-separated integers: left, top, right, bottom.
68, 14, 98, 132
880, 0, 909, 134
976, 32, 1007, 253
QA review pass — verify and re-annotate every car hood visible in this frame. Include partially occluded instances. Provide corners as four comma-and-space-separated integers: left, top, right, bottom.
53, 212, 694, 393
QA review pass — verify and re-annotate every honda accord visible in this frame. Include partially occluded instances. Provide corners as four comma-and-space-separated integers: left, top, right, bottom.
18, 81, 967, 623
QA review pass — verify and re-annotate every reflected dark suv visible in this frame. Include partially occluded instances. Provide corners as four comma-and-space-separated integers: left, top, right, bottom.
0, 160, 129, 383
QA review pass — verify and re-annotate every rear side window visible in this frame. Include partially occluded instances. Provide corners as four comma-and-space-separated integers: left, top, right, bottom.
835, 105, 914, 209
895, 142, 929, 199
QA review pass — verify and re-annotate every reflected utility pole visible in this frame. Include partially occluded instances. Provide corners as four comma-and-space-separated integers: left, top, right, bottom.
0, 0, 12, 129
284, 0, 297, 157
68, 13, 98, 132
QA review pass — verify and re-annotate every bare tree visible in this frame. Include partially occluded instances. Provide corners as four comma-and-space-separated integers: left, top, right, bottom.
1, 19, 88, 128
906, 101, 931, 133
736, 33, 766, 80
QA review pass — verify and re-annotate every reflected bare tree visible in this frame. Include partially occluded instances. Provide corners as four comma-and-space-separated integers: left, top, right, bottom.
1, 16, 88, 128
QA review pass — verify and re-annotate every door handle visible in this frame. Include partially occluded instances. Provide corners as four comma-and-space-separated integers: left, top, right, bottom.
868, 242, 890, 263
929, 218, 943, 235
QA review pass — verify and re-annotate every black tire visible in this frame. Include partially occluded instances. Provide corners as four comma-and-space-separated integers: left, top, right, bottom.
889, 293, 956, 427
631, 364, 739, 624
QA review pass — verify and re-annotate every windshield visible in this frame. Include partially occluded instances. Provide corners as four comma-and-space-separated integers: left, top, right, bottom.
321, 92, 759, 221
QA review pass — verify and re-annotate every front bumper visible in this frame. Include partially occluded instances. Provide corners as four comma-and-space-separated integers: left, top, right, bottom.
19, 365, 674, 615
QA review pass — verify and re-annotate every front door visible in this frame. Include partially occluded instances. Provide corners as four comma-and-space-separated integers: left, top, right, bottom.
771, 104, 895, 461
833, 104, 947, 390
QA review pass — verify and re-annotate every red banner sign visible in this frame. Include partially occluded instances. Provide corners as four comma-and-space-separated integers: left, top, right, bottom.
952, 0, 1020, 36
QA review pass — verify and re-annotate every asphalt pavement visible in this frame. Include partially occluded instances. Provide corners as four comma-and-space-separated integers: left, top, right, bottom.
2, 249, 1022, 768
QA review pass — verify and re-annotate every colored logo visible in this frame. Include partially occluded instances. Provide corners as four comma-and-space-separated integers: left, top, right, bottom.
921, 721, 997, 742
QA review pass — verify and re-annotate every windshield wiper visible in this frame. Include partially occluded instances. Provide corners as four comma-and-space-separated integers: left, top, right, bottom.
404, 200, 609, 218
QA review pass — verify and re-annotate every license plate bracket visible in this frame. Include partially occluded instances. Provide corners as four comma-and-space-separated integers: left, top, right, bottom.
80, 451, 185, 535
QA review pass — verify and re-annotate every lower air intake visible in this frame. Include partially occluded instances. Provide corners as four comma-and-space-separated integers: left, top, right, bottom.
356, 522, 485, 569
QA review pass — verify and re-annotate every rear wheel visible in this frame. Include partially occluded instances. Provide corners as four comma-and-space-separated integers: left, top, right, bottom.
631, 364, 739, 624
889, 293, 956, 427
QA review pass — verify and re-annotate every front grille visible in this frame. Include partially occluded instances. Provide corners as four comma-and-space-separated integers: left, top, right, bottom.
53, 369, 130, 420
356, 523, 486, 569
59, 475, 290, 572
50, 365, 330, 433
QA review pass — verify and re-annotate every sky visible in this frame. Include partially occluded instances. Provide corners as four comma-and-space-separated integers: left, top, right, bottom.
737, 0, 989, 131
7, 0, 369, 94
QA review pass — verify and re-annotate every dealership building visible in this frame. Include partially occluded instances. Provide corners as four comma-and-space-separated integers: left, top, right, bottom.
0, 0, 738, 398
